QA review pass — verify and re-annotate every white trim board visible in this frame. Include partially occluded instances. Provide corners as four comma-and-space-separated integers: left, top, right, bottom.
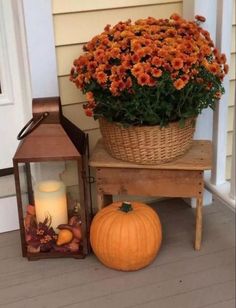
23, 0, 59, 97
0, 196, 19, 233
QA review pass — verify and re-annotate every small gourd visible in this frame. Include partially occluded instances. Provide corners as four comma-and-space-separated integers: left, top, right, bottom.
57, 223, 82, 240
90, 201, 162, 271
56, 229, 73, 246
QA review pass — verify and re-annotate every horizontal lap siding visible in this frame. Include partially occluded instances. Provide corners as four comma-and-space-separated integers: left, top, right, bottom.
53, 3, 182, 46
52, 0, 183, 157
52, 0, 182, 14
229, 80, 235, 107
229, 53, 235, 80
58, 76, 85, 105
232, 25, 235, 53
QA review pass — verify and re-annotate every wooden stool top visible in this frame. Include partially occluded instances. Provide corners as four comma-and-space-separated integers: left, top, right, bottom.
90, 139, 212, 171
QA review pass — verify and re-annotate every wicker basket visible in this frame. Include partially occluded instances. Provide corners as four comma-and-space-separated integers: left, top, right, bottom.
99, 117, 196, 164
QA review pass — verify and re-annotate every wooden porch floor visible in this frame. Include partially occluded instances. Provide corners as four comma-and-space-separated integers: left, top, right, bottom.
0, 198, 235, 308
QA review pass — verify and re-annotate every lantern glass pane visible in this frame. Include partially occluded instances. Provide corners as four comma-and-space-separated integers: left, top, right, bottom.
19, 160, 84, 256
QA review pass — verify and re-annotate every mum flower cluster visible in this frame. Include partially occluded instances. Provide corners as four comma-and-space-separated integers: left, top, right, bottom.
70, 14, 228, 126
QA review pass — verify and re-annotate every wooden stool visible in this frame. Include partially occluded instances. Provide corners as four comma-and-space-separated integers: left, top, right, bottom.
89, 139, 212, 250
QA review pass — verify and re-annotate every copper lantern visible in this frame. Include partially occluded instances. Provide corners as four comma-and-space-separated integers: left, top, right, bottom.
13, 97, 91, 260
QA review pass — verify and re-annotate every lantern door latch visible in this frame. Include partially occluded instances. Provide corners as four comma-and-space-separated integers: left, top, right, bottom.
82, 171, 95, 184
87, 176, 95, 184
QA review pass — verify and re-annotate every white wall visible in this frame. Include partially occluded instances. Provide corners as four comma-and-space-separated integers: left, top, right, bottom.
23, 0, 59, 97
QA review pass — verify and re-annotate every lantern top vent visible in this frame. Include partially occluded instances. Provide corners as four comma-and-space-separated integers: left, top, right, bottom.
13, 97, 87, 162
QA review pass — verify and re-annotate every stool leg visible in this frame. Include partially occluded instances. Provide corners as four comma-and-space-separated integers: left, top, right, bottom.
195, 197, 203, 250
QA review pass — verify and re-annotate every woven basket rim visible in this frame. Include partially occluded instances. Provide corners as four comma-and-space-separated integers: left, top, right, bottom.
99, 117, 196, 129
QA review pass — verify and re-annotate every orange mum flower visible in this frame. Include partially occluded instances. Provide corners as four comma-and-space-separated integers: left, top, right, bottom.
170, 13, 181, 21
148, 77, 156, 87
78, 56, 88, 67
122, 58, 132, 69
214, 91, 222, 99
143, 38, 152, 46
201, 29, 210, 40
219, 54, 227, 64
195, 15, 206, 22
143, 46, 152, 55
117, 80, 126, 91
173, 78, 185, 90
181, 75, 190, 83
143, 62, 151, 73
162, 62, 173, 72
101, 37, 110, 46
94, 49, 105, 59
104, 24, 111, 32
201, 45, 211, 56
171, 72, 179, 79
131, 40, 141, 52
131, 53, 141, 63
117, 65, 126, 77
171, 57, 184, 70
131, 63, 144, 76
151, 68, 162, 78
125, 77, 132, 89
213, 48, 219, 56
85, 108, 93, 117
110, 81, 119, 96
87, 61, 97, 72
86, 91, 94, 102
109, 47, 121, 59
136, 48, 145, 58
208, 63, 220, 74
166, 28, 177, 37
186, 56, 197, 66
224, 64, 229, 74
137, 72, 151, 86
158, 49, 169, 58
75, 75, 85, 89
120, 38, 129, 50
96, 71, 108, 84
151, 56, 162, 67
218, 73, 225, 81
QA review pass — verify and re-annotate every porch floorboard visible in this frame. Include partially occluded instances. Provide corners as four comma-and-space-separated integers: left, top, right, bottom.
0, 198, 235, 308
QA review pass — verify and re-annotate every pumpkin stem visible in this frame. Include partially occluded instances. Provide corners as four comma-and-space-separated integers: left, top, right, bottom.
119, 201, 133, 213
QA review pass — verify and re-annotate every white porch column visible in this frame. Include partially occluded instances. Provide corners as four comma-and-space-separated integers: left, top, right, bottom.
205, 0, 235, 210
211, 0, 233, 185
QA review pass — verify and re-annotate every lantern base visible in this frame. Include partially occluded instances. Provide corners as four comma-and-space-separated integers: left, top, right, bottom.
26, 249, 85, 261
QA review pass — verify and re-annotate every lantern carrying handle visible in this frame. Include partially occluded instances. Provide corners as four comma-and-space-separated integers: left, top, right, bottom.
17, 112, 49, 140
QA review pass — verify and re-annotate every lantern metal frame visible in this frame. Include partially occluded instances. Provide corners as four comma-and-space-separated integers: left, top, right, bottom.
13, 97, 91, 260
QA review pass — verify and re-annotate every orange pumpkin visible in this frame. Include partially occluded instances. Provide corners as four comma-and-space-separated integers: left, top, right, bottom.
90, 201, 162, 271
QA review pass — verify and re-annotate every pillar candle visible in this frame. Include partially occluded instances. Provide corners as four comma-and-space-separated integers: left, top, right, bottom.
34, 180, 68, 233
